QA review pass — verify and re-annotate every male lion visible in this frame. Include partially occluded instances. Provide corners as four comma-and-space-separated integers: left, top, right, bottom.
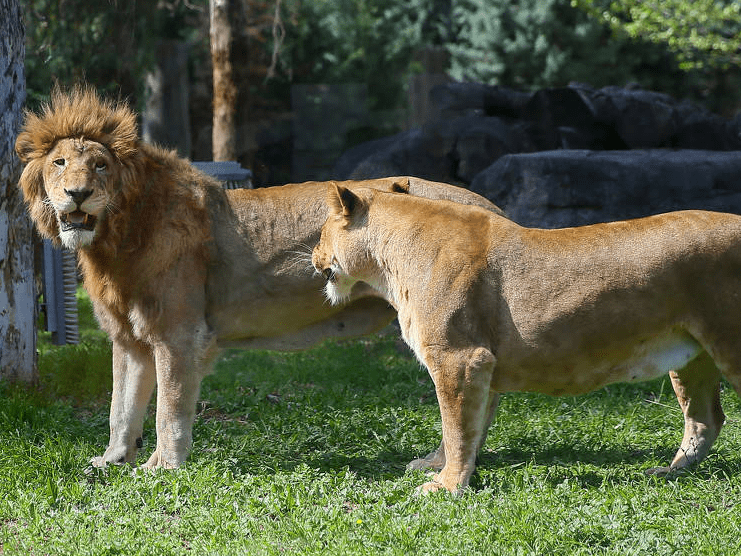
14, 87, 502, 469
313, 184, 741, 493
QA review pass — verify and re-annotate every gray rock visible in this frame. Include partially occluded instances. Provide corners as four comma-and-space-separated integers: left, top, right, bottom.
470, 150, 741, 228
334, 115, 534, 183
340, 127, 456, 183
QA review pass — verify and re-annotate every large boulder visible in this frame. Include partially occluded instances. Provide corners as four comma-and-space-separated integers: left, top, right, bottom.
334, 115, 534, 184
332, 83, 741, 188
471, 150, 741, 228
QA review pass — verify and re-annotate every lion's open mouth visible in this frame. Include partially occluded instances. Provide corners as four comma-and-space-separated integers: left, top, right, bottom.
322, 268, 336, 283
60, 210, 97, 232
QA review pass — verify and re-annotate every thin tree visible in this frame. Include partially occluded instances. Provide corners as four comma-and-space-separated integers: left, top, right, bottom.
210, 0, 238, 161
0, 0, 36, 380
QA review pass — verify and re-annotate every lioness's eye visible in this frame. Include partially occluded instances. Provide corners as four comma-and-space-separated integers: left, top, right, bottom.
95, 161, 107, 171
53, 158, 65, 167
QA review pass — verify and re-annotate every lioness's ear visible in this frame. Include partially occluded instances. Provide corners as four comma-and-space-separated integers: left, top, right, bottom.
329, 184, 361, 218
391, 180, 410, 194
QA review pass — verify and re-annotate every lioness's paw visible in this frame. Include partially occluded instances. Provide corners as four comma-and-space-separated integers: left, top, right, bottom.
419, 480, 445, 494
417, 479, 464, 496
645, 464, 688, 477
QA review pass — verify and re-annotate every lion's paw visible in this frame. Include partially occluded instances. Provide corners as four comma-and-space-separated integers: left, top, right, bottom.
90, 444, 135, 467
140, 449, 180, 470
644, 465, 672, 476
90, 456, 107, 468
407, 457, 440, 471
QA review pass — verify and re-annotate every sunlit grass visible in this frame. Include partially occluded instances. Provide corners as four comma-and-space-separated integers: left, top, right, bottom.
3, 293, 741, 554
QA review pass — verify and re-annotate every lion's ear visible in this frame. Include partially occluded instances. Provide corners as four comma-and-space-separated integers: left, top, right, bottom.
328, 183, 362, 218
18, 160, 60, 242
15, 130, 37, 164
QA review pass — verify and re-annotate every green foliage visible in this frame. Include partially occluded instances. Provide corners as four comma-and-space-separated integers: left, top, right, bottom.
445, 0, 675, 90
579, 0, 741, 72
443, 0, 741, 114
22, 0, 205, 110
22, 0, 740, 121
574, 0, 741, 114
274, 0, 440, 110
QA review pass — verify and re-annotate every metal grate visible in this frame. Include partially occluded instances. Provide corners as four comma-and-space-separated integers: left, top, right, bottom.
42, 241, 79, 345
191, 161, 253, 189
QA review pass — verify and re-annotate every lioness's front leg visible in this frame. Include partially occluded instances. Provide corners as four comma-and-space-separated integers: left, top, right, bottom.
408, 391, 499, 472
91, 339, 155, 467
421, 346, 496, 494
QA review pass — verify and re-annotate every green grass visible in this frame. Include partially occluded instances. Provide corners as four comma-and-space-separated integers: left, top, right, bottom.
3, 294, 741, 554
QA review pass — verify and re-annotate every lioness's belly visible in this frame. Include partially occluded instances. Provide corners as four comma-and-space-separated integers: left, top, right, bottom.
494, 329, 703, 396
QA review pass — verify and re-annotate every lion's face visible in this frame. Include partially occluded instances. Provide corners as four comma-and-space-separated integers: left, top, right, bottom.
42, 138, 117, 249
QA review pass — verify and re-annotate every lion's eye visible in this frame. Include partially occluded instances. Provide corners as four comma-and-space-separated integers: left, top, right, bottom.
95, 161, 107, 172
53, 158, 65, 167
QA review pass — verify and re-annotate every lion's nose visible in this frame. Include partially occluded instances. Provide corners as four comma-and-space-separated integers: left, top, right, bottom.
65, 188, 92, 207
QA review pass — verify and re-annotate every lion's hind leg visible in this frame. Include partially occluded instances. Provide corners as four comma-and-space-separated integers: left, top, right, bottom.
646, 350, 725, 475
420, 346, 496, 494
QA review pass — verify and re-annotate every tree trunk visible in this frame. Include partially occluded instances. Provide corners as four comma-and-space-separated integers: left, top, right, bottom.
0, 0, 35, 381
210, 0, 237, 161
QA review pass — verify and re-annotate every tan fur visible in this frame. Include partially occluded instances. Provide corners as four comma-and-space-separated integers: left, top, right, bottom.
313, 184, 741, 493
15, 87, 503, 469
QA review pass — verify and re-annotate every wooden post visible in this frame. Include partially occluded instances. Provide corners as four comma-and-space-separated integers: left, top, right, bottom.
210, 0, 237, 161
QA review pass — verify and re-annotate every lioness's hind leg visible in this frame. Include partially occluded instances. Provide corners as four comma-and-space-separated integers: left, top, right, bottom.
646, 351, 724, 475
422, 347, 496, 494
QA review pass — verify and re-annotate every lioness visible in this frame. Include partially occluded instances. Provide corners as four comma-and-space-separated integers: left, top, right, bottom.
14, 87, 502, 469
312, 184, 741, 493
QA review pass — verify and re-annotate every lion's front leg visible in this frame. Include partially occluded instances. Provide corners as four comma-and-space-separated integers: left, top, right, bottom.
91, 339, 155, 467
420, 346, 496, 494
139, 339, 210, 469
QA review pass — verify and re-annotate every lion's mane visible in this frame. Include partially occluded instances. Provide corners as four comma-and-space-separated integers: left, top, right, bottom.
15, 86, 216, 341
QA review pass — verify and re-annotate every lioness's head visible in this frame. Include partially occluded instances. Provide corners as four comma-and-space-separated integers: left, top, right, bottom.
15, 86, 139, 249
313, 184, 376, 305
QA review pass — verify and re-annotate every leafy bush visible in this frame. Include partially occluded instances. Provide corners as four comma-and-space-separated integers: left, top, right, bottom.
575, 0, 741, 114
22, 0, 204, 110
275, 0, 440, 110
578, 0, 741, 72
442, 0, 740, 115
446, 1, 675, 89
